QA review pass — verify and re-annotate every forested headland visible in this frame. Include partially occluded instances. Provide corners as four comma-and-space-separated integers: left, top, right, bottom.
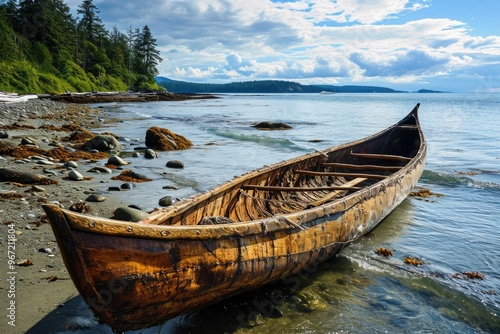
0, 0, 163, 94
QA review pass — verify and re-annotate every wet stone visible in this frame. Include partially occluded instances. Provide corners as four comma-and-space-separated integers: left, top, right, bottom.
159, 195, 173, 207
166, 160, 184, 169
107, 155, 128, 166
120, 182, 136, 190
112, 207, 149, 222
85, 194, 106, 202
144, 148, 158, 159
68, 170, 84, 181
65, 161, 78, 169
87, 166, 112, 174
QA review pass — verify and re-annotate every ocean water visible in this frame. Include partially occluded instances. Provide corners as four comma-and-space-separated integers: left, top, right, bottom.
36, 93, 500, 333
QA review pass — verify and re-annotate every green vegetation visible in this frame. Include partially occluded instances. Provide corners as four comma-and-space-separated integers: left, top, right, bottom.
156, 77, 405, 94
0, 0, 163, 94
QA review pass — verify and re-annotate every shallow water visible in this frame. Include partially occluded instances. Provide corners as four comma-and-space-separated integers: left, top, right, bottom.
33, 93, 500, 333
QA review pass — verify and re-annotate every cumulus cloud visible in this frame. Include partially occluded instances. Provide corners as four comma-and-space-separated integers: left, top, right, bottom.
62, 0, 500, 90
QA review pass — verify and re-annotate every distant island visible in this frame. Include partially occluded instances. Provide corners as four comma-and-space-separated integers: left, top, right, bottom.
416, 89, 449, 93
156, 77, 448, 94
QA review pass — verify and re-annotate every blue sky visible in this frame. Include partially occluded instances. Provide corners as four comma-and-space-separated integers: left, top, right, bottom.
66, 0, 500, 92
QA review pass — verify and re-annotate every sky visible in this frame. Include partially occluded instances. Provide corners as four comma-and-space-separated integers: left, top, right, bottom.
65, 0, 500, 92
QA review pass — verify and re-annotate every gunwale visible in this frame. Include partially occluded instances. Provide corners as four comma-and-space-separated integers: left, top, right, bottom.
48, 104, 426, 241
41, 103, 427, 332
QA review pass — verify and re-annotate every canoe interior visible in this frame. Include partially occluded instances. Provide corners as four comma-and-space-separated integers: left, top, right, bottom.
142, 107, 422, 227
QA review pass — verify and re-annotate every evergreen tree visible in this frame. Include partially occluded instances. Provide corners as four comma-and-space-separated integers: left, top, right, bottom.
77, 0, 105, 44
0, 0, 164, 93
133, 25, 162, 78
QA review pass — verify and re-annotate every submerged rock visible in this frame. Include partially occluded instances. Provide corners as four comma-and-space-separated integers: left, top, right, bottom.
253, 121, 293, 130
166, 160, 184, 169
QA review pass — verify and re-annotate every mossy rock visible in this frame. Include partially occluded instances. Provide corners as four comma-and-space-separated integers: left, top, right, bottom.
145, 126, 192, 151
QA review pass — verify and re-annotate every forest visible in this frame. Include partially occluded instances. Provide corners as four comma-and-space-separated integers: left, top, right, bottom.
156, 77, 406, 94
0, 0, 163, 94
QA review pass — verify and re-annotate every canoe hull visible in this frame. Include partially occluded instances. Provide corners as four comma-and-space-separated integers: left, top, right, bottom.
43, 105, 426, 331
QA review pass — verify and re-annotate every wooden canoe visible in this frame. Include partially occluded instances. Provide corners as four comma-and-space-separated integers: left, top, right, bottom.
42, 104, 426, 332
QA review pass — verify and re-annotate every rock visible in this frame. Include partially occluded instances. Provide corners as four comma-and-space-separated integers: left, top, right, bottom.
107, 155, 128, 166
112, 207, 149, 222
162, 185, 179, 190
111, 169, 152, 182
159, 196, 173, 207
85, 194, 106, 202
82, 134, 121, 152
120, 182, 136, 190
31, 185, 46, 192
0, 130, 8, 138
38, 248, 52, 254
253, 121, 293, 130
21, 137, 37, 145
0, 168, 58, 185
144, 148, 158, 159
145, 126, 192, 151
37, 159, 55, 165
68, 170, 84, 181
65, 161, 78, 169
166, 160, 184, 169
87, 166, 112, 174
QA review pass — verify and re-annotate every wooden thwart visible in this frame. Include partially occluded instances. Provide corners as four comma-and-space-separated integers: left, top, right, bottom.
308, 177, 367, 207
295, 170, 387, 180
349, 152, 412, 162
322, 162, 402, 171
240, 185, 362, 192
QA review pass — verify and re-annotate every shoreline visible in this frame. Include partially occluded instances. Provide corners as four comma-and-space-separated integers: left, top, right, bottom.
0, 98, 161, 333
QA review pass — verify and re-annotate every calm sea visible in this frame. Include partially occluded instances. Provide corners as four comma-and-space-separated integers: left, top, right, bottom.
45, 93, 500, 333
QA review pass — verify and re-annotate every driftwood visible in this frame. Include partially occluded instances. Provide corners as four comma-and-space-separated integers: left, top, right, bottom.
43, 92, 218, 104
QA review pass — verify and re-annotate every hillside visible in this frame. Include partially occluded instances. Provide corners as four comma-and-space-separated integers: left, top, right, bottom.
156, 77, 406, 94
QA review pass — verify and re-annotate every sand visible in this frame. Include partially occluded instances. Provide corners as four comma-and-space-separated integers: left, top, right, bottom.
0, 98, 135, 333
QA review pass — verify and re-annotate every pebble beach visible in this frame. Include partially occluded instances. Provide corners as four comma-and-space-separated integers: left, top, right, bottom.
0, 98, 159, 333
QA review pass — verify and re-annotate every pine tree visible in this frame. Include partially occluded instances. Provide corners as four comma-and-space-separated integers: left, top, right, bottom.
77, 0, 105, 44
133, 25, 163, 78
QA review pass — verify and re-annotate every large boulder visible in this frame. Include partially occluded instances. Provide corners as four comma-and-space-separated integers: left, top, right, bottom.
145, 126, 192, 151
82, 134, 121, 152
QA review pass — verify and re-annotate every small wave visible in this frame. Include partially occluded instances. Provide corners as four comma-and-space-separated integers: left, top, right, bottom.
209, 129, 306, 151
421, 170, 500, 190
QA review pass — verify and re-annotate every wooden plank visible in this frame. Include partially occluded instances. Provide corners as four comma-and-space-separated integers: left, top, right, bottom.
349, 152, 412, 162
240, 185, 362, 192
309, 177, 367, 207
322, 162, 402, 171
295, 170, 387, 179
